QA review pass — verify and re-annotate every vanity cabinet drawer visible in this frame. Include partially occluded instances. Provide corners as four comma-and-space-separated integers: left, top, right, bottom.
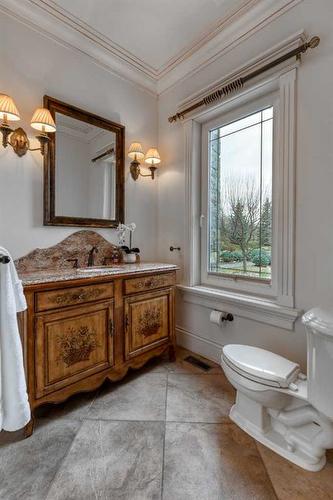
36, 283, 114, 312
124, 272, 175, 295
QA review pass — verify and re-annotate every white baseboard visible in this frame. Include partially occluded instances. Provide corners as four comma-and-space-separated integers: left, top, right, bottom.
176, 326, 223, 364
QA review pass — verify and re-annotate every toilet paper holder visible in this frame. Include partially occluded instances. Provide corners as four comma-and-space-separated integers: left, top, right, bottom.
210, 310, 234, 326
222, 312, 234, 322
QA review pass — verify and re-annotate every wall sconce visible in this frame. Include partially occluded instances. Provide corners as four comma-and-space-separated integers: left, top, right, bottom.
128, 142, 161, 180
0, 94, 56, 157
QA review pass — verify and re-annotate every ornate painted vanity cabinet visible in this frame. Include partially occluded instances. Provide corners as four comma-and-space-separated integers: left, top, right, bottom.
17, 232, 177, 435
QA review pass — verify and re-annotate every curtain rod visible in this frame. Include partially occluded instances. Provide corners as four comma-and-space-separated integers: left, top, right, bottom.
168, 36, 320, 123
91, 147, 114, 163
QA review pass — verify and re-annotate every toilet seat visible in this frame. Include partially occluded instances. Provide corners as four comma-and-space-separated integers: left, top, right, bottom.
222, 344, 300, 389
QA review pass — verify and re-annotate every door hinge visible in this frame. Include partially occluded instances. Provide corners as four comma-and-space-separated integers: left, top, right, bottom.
125, 314, 129, 329
109, 318, 114, 337
200, 214, 205, 228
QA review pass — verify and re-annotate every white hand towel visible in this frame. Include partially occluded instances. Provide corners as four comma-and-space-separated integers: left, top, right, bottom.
0, 246, 30, 432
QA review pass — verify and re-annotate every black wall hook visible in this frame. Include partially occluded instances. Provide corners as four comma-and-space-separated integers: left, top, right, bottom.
0, 254, 10, 264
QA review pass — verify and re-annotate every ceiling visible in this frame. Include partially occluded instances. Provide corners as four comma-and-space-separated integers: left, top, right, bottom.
50, 0, 250, 72
56, 114, 111, 143
0, 0, 299, 93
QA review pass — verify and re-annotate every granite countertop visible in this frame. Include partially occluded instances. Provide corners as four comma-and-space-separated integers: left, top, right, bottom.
19, 262, 179, 286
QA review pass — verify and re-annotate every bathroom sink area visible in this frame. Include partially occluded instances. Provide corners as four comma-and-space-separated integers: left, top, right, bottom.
77, 266, 123, 273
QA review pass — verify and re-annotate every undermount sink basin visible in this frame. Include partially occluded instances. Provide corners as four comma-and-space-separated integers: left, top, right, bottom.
77, 266, 123, 273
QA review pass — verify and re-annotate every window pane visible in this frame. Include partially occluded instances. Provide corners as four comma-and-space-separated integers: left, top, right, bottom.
208, 107, 273, 281
262, 107, 273, 120
211, 110, 262, 139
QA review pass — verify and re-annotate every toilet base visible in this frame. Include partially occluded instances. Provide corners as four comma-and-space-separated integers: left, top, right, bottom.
229, 403, 327, 472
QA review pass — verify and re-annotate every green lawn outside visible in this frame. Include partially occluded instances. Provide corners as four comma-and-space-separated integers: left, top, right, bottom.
210, 260, 271, 280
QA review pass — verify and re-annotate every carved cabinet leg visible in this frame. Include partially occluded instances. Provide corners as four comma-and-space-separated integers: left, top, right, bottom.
24, 417, 34, 438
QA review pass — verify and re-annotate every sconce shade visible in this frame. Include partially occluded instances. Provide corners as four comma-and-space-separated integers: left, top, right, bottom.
0, 94, 20, 121
30, 108, 56, 133
145, 148, 161, 165
128, 142, 144, 160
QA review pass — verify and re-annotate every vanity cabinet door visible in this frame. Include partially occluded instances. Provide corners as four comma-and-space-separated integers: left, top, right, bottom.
124, 289, 173, 359
35, 301, 114, 399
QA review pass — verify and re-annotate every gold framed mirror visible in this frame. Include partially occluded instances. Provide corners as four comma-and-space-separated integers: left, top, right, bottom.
43, 96, 125, 227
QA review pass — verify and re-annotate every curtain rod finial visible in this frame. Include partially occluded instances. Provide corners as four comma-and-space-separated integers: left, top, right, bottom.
168, 112, 184, 123
308, 36, 320, 49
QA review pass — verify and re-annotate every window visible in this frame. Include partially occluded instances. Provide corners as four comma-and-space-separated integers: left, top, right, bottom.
208, 107, 273, 282
200, 91, 280, 296
182, 66, 298, 327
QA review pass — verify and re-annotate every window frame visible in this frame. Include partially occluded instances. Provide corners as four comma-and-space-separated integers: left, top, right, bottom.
201, 92, 279, 297
182, 67, 298, 318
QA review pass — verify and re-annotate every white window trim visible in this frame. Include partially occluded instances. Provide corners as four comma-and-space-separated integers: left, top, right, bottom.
182, 66, 302, 330
177, 285, 300, 331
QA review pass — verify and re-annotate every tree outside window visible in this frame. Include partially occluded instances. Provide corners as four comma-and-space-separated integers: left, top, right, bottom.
208, 107, 273, 281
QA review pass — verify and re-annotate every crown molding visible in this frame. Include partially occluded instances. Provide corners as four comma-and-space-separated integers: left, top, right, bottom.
156, 0, 259, 76
0, 0, 303, 95
0, 0, 158, 95
157, 0, 303, 94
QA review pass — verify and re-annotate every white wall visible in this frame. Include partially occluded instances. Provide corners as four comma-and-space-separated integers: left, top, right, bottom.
0, 12, 158, 260
157, 0, 333, 368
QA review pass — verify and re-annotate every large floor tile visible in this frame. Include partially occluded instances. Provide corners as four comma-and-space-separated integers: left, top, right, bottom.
166, 373, 235, 423
35, 390, 97, 421
163, 422, 277, 500
257, 443, 333, 500
0, 419, 80, 500
46, 420, 164, 500
87, 372, 167, 421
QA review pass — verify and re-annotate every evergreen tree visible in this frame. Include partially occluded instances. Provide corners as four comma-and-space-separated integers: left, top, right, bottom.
208, 136, 221, 270
260, 198, 272, 246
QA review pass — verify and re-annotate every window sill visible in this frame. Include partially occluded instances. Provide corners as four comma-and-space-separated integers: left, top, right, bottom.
177, 285, 302, 331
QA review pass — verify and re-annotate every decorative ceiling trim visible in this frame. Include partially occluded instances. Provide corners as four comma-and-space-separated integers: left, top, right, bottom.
30, 0, 158, 75
0, 0, 303, 95
0, 0, 157, 95
157, 0, 304, 94
155, 0, 259, 76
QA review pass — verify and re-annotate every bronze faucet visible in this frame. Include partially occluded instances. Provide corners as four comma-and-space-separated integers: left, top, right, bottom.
87, 246, 98, 267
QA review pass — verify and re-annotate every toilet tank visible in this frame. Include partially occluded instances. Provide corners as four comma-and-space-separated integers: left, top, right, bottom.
302, 308, 333, 419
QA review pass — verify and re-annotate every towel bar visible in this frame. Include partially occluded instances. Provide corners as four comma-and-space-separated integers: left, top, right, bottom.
0, 254, 10, 264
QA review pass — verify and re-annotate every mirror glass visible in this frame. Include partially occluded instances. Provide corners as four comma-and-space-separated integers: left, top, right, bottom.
55, 113, 117, 220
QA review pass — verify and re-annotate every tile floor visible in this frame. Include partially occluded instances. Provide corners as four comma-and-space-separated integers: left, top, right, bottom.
0, 348, 332, 500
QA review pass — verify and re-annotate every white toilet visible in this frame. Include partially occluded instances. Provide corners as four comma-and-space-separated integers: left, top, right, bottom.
220, 307, 333, 471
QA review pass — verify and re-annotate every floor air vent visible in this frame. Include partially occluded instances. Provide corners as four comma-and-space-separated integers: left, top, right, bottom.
184, 355, 212, 372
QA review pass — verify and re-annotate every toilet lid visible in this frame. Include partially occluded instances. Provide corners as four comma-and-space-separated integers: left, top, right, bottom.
222, 344, 300, 388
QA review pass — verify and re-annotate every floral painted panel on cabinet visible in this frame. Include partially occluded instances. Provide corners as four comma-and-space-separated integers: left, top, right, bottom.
35, 301, 114, 398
